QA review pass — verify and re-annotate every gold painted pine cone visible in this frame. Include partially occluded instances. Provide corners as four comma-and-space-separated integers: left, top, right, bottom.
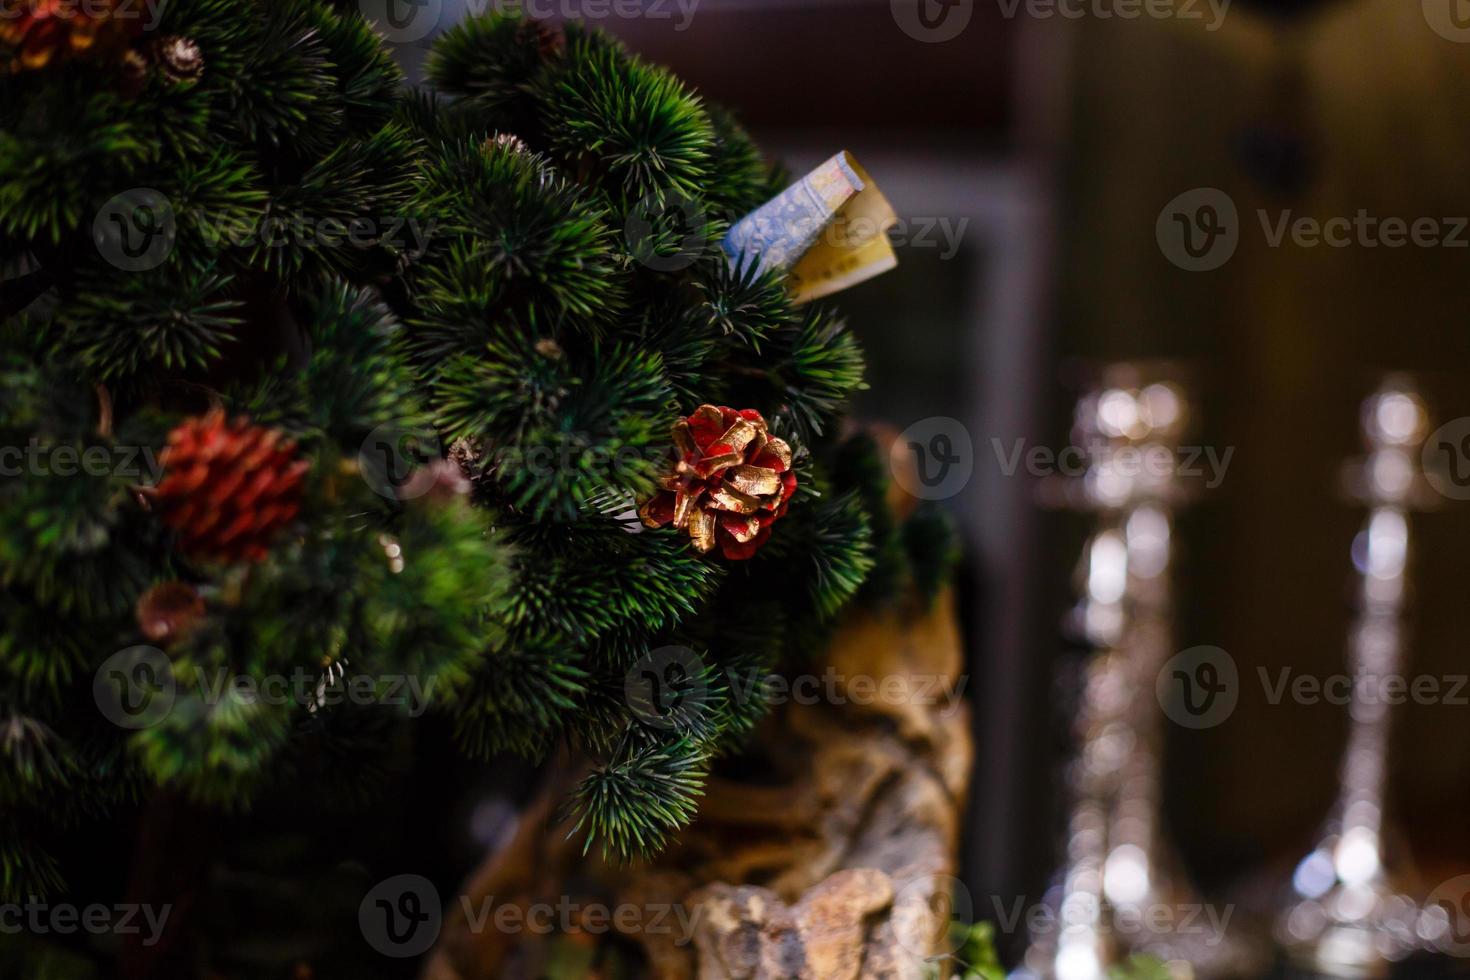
638, 405, 797, 560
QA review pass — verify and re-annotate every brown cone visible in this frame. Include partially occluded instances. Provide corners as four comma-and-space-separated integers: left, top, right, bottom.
153, 411, 309, 564
152, 34, 203, 84
136, 581, 205, 646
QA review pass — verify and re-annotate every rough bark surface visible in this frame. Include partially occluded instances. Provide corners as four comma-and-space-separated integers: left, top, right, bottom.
424, 588, 970, 980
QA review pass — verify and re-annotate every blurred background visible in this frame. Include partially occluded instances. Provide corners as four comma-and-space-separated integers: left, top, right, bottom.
391, 0, 1470, 972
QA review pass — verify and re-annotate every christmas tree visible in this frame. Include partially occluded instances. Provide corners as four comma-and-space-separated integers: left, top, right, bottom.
0, 0, 515, 904
0, 0, 956, 959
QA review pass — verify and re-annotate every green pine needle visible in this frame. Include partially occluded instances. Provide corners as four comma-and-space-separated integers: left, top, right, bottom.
569, 735, 707, 863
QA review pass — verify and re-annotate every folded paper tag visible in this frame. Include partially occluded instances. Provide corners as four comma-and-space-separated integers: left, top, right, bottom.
721, 151, 898, 304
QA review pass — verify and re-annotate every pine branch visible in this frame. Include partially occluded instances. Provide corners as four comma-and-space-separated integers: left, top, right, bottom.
569, 733, 707, 863
532, 27, 713, 209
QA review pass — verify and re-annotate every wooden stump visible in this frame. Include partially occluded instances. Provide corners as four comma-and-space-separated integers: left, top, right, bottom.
424, 588, 971, 980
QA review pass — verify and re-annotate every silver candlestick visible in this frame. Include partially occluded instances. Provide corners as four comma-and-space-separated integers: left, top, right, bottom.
1020, 367, 1255, 980
1275, 377, 1435, 976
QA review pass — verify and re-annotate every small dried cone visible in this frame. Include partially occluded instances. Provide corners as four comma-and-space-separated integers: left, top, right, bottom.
0, 0, 144, 73
448, 437, 482, 471
481, 132, 557, 190
153, 411, 309, 564
136, 581, 204, 646
483, 132, 531, 157
151, 34, 202, 84
638, 405, 797, 560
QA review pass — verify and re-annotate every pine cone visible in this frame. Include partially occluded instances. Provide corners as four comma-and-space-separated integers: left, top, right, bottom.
153, 412, 309, 564
151, 34, 202, 84
638, 405, 796, 560
0, 0, 143, 73
136, 581, 204, 646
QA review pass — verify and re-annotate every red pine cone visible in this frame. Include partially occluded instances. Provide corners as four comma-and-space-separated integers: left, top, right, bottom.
0, 0, 144, 73
153, 412, 309, 564
638, 405, 797, 560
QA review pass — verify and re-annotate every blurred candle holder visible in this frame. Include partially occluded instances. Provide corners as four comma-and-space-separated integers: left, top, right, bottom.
1274, 376, 1437, 977
1018, 365, 1261, 980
